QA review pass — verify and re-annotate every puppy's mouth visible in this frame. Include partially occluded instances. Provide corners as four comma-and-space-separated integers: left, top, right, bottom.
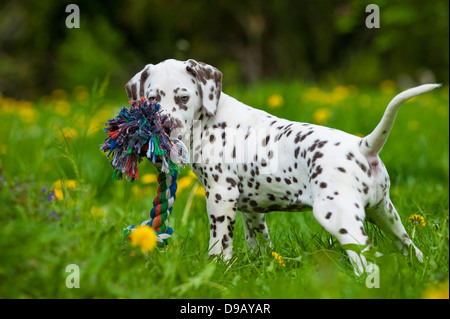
139, 117, 184, 157
168, 117, 185, 141
162, 119, 173, 136
159, 111, 182, 136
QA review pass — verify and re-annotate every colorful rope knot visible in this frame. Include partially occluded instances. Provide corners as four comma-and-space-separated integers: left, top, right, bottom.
100, 97, 188, 180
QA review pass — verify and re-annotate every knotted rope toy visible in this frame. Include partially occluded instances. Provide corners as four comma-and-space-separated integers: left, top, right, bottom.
101, 97, 188, 247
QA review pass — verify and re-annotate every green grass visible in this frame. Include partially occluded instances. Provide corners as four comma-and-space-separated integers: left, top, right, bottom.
0, 80, 448, 299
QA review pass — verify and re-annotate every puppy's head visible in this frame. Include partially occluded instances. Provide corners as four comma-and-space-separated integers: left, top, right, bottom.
125, 59, 222, 142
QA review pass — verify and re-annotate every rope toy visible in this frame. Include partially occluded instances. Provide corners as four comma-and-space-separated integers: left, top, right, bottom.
123, 171, 178, 247
101, 97, 188, 247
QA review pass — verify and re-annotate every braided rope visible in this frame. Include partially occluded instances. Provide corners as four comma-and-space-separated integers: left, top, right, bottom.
149, 170, 177, 246
123, 170, 178, 248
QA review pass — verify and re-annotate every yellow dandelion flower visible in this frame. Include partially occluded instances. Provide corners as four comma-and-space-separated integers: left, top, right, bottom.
54, 100, 72, 116
129, 225, 157, 253
53, 188, 64, 201
188, 169, 198, 179
409, 214, 426, 228
422, 281, 449, 299
194, 185, 206, 197
267, 94, 284, 108
53, 179, 77, 200
18, 101, 37, 124
272, 252, 286, 267
141, 173, 158, 184
332, 85, 350, 103
61, 127, 78, 140
313, 108, 331, 125
176, 175, 196, 192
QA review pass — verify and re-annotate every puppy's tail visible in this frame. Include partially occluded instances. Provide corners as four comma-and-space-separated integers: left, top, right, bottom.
358, 83, 441, 157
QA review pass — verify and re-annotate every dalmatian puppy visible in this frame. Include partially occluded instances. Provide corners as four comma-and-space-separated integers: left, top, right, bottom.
125, 59, 439, 274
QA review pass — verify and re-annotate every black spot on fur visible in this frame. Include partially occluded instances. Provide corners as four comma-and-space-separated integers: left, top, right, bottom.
294, 147, 300, 159
216, 215, 225, 223
226, 177, 237, 187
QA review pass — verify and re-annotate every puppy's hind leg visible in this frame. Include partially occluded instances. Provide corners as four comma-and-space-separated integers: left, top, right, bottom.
313, 194, 373, 275
368, 199, 423, 262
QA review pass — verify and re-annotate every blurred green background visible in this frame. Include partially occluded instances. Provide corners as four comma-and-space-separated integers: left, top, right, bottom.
0, 0, 448, 99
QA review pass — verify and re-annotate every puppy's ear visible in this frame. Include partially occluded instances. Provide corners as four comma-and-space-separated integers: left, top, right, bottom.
125, 64, 153, 101
185, 59, 222, 117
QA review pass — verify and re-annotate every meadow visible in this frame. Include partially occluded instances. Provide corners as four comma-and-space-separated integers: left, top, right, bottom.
0, 79, 448, 299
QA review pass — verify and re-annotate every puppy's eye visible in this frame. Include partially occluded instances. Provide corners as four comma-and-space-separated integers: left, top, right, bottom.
148, 96, 157, 102
180, 95, 189, 102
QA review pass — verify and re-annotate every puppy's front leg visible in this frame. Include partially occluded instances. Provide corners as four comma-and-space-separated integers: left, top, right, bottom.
206, 187, 238, 261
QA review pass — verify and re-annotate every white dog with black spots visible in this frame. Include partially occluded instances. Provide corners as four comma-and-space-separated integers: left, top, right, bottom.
125, 59, 439, 275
